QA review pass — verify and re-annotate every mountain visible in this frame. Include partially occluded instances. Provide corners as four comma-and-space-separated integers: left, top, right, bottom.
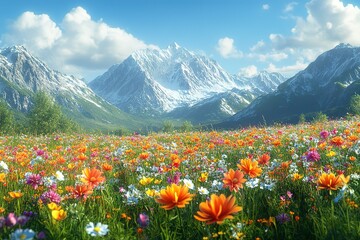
0, 45, 143, 131
89, 43, 285, 122
220, 43, 360, 128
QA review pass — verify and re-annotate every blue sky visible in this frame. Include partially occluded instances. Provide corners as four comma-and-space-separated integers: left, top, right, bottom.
0, 0, 359, 81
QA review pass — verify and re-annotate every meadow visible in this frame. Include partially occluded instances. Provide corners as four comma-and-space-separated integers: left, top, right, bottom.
0, 117, 359, 240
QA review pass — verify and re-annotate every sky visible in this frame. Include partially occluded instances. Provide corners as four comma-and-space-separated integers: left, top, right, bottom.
0, 0, 359, 82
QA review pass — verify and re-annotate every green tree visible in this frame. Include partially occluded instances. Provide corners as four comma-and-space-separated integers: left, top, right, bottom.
312, 112, 328, 123
180, 121, 193, 132
298, 113, 306, 124
29, 92, 78, 134
349, 94, 360, 115
162, 120, 174, 133
0, 100, 15, 133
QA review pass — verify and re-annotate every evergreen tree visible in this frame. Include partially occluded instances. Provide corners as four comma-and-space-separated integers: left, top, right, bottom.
349, 94, 360, 115
0, 100, 14, 133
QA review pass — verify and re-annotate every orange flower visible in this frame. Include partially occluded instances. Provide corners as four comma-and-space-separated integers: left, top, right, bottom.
223, 169, 246, 192
52, 209, 67, 221
71, 184, 93, 199
102, 163, 113, 171
330, 136, 344, 146
238, 158, 262, 178
258, 154, 270, 165
9, 191, 23, 199
194, 194, 242, 224
317, 173, 343, 191
156, 184, 194, 210
81, 168, 105, 187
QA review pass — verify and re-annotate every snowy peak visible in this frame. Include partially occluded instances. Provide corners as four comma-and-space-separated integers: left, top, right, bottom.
90, 44, 285, 117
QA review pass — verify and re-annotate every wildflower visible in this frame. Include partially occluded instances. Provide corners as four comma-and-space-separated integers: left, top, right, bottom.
330, 136, 344, 146
222, 169, 246, 192
0, 173, 6, 183
276, 213, 291, 224
10, 228, 35, 240
137, 213, 150, 228
9, 191, 23, 199
292, 173, 303, 181
81, 168, 105, 187
52, 209, 67, 221
25, 173, 43, 189
198, 172, 208, 182
71, 184, 93, 199
183, 178, 195, 190
5, 213, 17, 227
167, 172, 181, 184
320, 130, 329, 139
139, 176, 154, 186
40, 190, 61, 204
194, 194, 242, 224
156, 184, 194, 210
54, 171, 65, 181
317, 173, 343, 191
238, 158, 262, 178
17, 215, 30, 226
85, 222, 109, 237
258, 154, 270, 165
102, 163, 113, 172
306, 149, 320, 162
47, 202, 61, 210
0, 161, 9, 172
198, 187, 209, 195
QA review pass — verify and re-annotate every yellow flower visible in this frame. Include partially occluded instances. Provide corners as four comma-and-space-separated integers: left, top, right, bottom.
52, 209, 67, 221
48, 202, 62, 210
198, 172, 208, 182
0, 207, 5, 213
145, 189, 157, 197
317, 173, 343, 191
9, 191, 23, 199
139, 176, 154, 186
292, 173, 303, 181
0, 173, 6, 183
326, 151, 336, 157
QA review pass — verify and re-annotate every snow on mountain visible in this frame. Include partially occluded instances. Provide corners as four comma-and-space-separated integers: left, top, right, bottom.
221, 43, 360, 128
0, 45, 137, 130
89, 43, 285, 117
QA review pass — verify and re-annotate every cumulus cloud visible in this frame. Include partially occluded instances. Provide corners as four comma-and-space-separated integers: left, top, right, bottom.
216, 37, 243, 58
271, 0, 360, 50
2, 7, 154, 81
238, 65, 258, 77
266, 61, 308, 77
262, 4, 270, 10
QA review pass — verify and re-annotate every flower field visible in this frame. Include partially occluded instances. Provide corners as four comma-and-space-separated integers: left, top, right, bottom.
0, 118, 359, 239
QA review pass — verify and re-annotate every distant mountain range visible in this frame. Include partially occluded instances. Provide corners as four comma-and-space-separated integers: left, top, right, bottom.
219, 43, 360, 128
0, 46, 143, 130
89, 43, 285, 123
1, 42, 358, 131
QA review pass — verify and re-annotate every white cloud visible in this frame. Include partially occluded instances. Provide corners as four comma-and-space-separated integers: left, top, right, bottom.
284, 2, 298, 12
271, 0, 360, 50
3, 11, 61, 49
2, 7, 154, 81
238, 65, 258, 77
216, 37, 243, 58
266, 61, 308, 77
262, 4, 270, 10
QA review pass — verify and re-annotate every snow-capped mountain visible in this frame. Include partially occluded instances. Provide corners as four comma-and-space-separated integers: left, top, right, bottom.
89, 43, 285, 119
0, 45, 139, 130
220, 43, 360, 128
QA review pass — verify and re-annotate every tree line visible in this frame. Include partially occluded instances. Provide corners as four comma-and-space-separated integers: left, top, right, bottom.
0, 92, 80, 135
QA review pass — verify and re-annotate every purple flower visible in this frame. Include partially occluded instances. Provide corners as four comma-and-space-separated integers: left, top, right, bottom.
0, 217, 5, 228
137, 213, 150, 228
17, 215, 30, 226
40, 190, 61, 204
26, 173, 43, 189
37, 231, 47, 239
167, 172, 181, 184
5, 213, 17, 227
276, 213, 291, 224
306, 150, 320, 162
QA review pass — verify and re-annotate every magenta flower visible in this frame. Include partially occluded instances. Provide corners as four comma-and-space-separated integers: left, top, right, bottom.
306, 150, 320, 162
5, 213, 17, 227
320, 130, 329, 139
26, 173, 43, 189
40, 190, 61, 204
137, 213, 150, 228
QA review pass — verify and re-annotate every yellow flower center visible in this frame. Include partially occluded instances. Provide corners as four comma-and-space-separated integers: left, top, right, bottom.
94, 226, 101, 232
20, 234, 27, 240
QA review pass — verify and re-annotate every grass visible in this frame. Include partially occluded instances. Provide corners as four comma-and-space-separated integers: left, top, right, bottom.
0, 117, 359, 239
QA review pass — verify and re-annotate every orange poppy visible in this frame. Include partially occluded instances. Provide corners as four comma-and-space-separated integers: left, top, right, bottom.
194, 194, 242, 224
156, 184, 194, 210
330, 136, 344, 146
81, 168, 105, 187
317, 173, 344, 191
258, 154, 270, 165
223, 169, 246, 192
102, 163, 113, 171
237, 158, 262, 178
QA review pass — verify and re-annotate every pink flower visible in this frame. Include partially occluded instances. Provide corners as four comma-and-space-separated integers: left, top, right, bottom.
26, 174, 43, 189
40, 190, 61, 204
